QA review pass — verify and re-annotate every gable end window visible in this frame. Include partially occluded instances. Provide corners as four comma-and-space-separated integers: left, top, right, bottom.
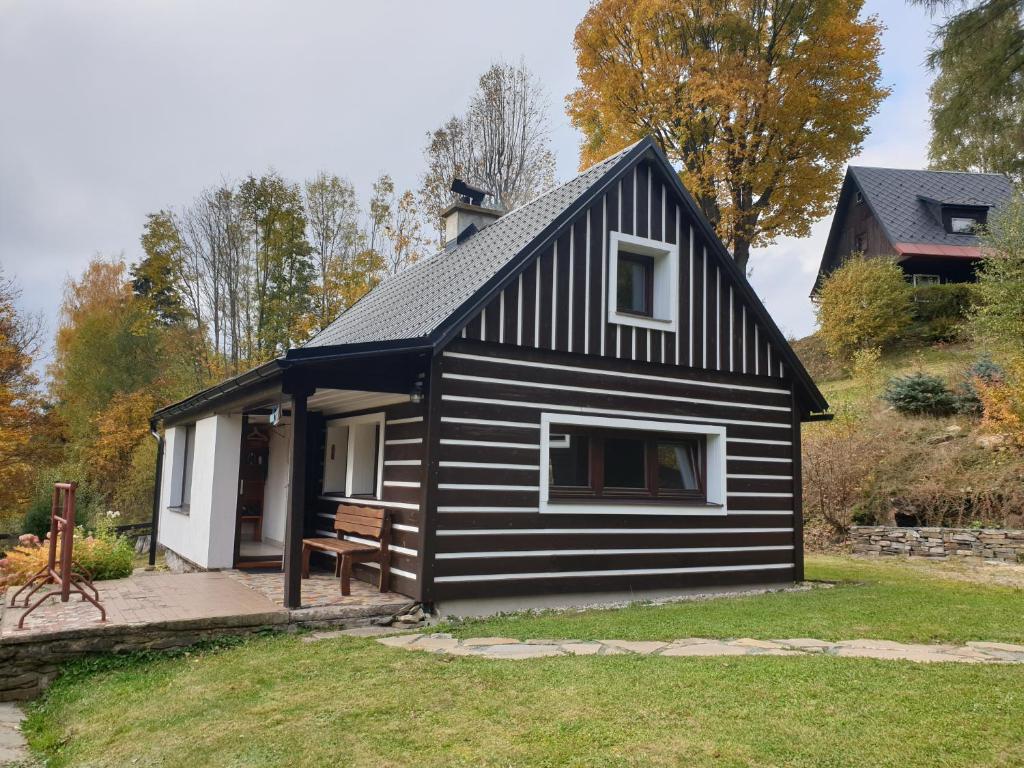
540, 414, 727, 516
607, 232, 679, 332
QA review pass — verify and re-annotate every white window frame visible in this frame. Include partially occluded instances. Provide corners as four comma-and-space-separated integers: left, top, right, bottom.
607, 231, 679, 333
167, 424, 195, 514
322, 411, 386, 499
539, 413, 727, 516
950, 216, 977, 234
911, 274, 941, 287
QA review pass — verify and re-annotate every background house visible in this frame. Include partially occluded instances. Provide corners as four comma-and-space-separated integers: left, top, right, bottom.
814, 166, 1013, 292
152, 137, 828, 615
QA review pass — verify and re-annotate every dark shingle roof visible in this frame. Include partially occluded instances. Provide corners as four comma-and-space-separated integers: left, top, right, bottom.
305, 141, 642, 348
850, 166, 1012, 247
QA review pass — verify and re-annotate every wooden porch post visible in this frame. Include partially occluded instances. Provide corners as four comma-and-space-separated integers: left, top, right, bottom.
283, 391, 309, 609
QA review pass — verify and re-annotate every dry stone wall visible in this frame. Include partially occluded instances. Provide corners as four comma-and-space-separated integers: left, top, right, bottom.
850, 525, 1024, 563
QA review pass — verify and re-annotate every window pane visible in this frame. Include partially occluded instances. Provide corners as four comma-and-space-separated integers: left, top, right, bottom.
604, 437, 646, 488
657, 442, 700, 491
617, 257, 649, 314
951, 217, 976, 233
349, 422, 380, 497
549, 434, 590, 487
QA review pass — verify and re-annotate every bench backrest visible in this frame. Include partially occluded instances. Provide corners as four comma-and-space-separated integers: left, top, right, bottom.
334, 504, 388, 540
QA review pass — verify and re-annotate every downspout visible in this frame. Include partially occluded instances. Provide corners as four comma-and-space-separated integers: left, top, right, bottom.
148, 418, 164, 568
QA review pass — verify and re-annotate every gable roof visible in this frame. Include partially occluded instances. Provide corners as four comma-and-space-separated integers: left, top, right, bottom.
848, 166, 1012, 249
305, 141, 644, 348
158, 137, 828, 422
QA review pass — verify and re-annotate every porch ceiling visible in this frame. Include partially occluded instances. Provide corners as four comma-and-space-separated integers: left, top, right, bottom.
307, 389, 408, 416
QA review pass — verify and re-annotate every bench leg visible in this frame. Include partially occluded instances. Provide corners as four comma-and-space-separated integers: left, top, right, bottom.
301, 545, 311, 579
379, 555, 390, 593
339, 555, 352, 596
335, 554, 342, 578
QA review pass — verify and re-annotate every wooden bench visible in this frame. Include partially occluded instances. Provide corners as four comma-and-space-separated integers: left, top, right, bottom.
301, 505, 391, 595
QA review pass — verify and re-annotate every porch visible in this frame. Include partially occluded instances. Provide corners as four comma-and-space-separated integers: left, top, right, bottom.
153, 344, 429, 609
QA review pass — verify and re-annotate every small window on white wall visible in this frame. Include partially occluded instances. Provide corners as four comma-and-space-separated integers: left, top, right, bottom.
168, 424, 196, 512
608, 231, 678, 332
321, 413, 385, 499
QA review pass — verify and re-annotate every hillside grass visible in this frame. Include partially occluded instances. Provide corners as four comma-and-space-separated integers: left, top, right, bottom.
22, 555, 1024, 768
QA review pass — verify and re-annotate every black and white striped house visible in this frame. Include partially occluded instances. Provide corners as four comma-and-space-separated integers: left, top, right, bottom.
151, 137, 829, 614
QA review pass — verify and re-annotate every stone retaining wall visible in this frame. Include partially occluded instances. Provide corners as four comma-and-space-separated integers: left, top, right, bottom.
0, 611, 290, 702
850, 525, 1024, 563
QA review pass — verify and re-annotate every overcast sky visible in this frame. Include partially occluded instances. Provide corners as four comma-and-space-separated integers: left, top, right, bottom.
0, 0, 945, 364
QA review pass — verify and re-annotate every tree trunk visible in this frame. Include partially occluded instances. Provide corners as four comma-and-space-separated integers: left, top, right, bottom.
732, 237, 751, 274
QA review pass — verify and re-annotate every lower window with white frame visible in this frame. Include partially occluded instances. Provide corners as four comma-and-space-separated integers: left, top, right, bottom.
539, 414, 727, 515
322, 412, 385, 499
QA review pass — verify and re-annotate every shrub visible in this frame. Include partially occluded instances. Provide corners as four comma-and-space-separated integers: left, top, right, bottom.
908, 283, 978, 342
0, 511, 134, 586
816, 257, 913, 361
882, 372, 959, 416
801, 409, 877, 537
971, 195, 1024, 351
973, 358, 1024, 448
22, 470, 107, 537
954, 356, 1005, 415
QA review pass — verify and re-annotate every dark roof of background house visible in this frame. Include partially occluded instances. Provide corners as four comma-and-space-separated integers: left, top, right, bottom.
849, 166, 1013, 247
305, 142, 641, 348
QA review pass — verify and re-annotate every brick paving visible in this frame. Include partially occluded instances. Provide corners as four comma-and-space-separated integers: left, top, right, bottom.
225, 570, 410, 613
1, 571, 281, 638
379, 633, 1024, 663
1, 568, 409, 641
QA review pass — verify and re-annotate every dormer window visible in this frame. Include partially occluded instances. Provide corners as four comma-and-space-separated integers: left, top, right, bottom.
607, 232, 679, 332
950, 216, 978, 234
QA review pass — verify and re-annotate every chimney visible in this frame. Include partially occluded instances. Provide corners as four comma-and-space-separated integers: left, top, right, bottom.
442, 178, 503, 246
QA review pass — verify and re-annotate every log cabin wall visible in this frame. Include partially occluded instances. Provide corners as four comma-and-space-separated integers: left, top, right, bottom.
308, 399, 426, 600
459, 159, 787, 379
427, 339, 798, 601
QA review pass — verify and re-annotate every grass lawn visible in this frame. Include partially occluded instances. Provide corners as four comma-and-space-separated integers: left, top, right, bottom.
22, 555, 1024, 768
445, 554, 1024, 644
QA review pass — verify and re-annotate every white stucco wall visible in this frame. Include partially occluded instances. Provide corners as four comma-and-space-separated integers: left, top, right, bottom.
157, 414, 242, 569
262, 424, 291, 544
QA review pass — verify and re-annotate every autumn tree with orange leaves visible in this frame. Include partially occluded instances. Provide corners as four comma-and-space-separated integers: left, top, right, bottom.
568, 0, 890, 270
0, 271, 56, 527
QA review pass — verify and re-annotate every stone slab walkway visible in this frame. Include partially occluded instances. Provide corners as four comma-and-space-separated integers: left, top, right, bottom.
377, 634, 1024, 663
0, 703, 26, 765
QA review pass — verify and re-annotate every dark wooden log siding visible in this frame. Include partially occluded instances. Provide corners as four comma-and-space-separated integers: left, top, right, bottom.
427, 340, 798, 601
307, 399, 426, 600
460, 159, 785, 379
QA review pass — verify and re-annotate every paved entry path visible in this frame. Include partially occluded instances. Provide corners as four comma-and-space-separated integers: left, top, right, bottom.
377, 634, 1024, 663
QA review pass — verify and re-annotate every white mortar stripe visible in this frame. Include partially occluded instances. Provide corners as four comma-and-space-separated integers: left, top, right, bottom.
383, 480, 420, 488
728, 492, 794, 498
727, 437, 792, 446
439, 483, 540, 492
727, 474, 793, 481
440, 461, 540, 470
436, 545, 794, 560
386, 416, 423, 426
437, 527, 793, 536
342, 534, 418, 557
355, 560, 417, 580
434, 563, 793, 583
312, 519, 421, 540
384, 460, 421, 466
443, 372, 791, 413
437, 506, 540, 513
385, 438, 422, 446
441, 439, 539, 450
442, 394, 791, 430
442, 351, 790, 396
727, 456, 792, 463
441, 417, 540, 429
517, 272, 524, 346
726, 510, 793, 516
318, 495, 419, 511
